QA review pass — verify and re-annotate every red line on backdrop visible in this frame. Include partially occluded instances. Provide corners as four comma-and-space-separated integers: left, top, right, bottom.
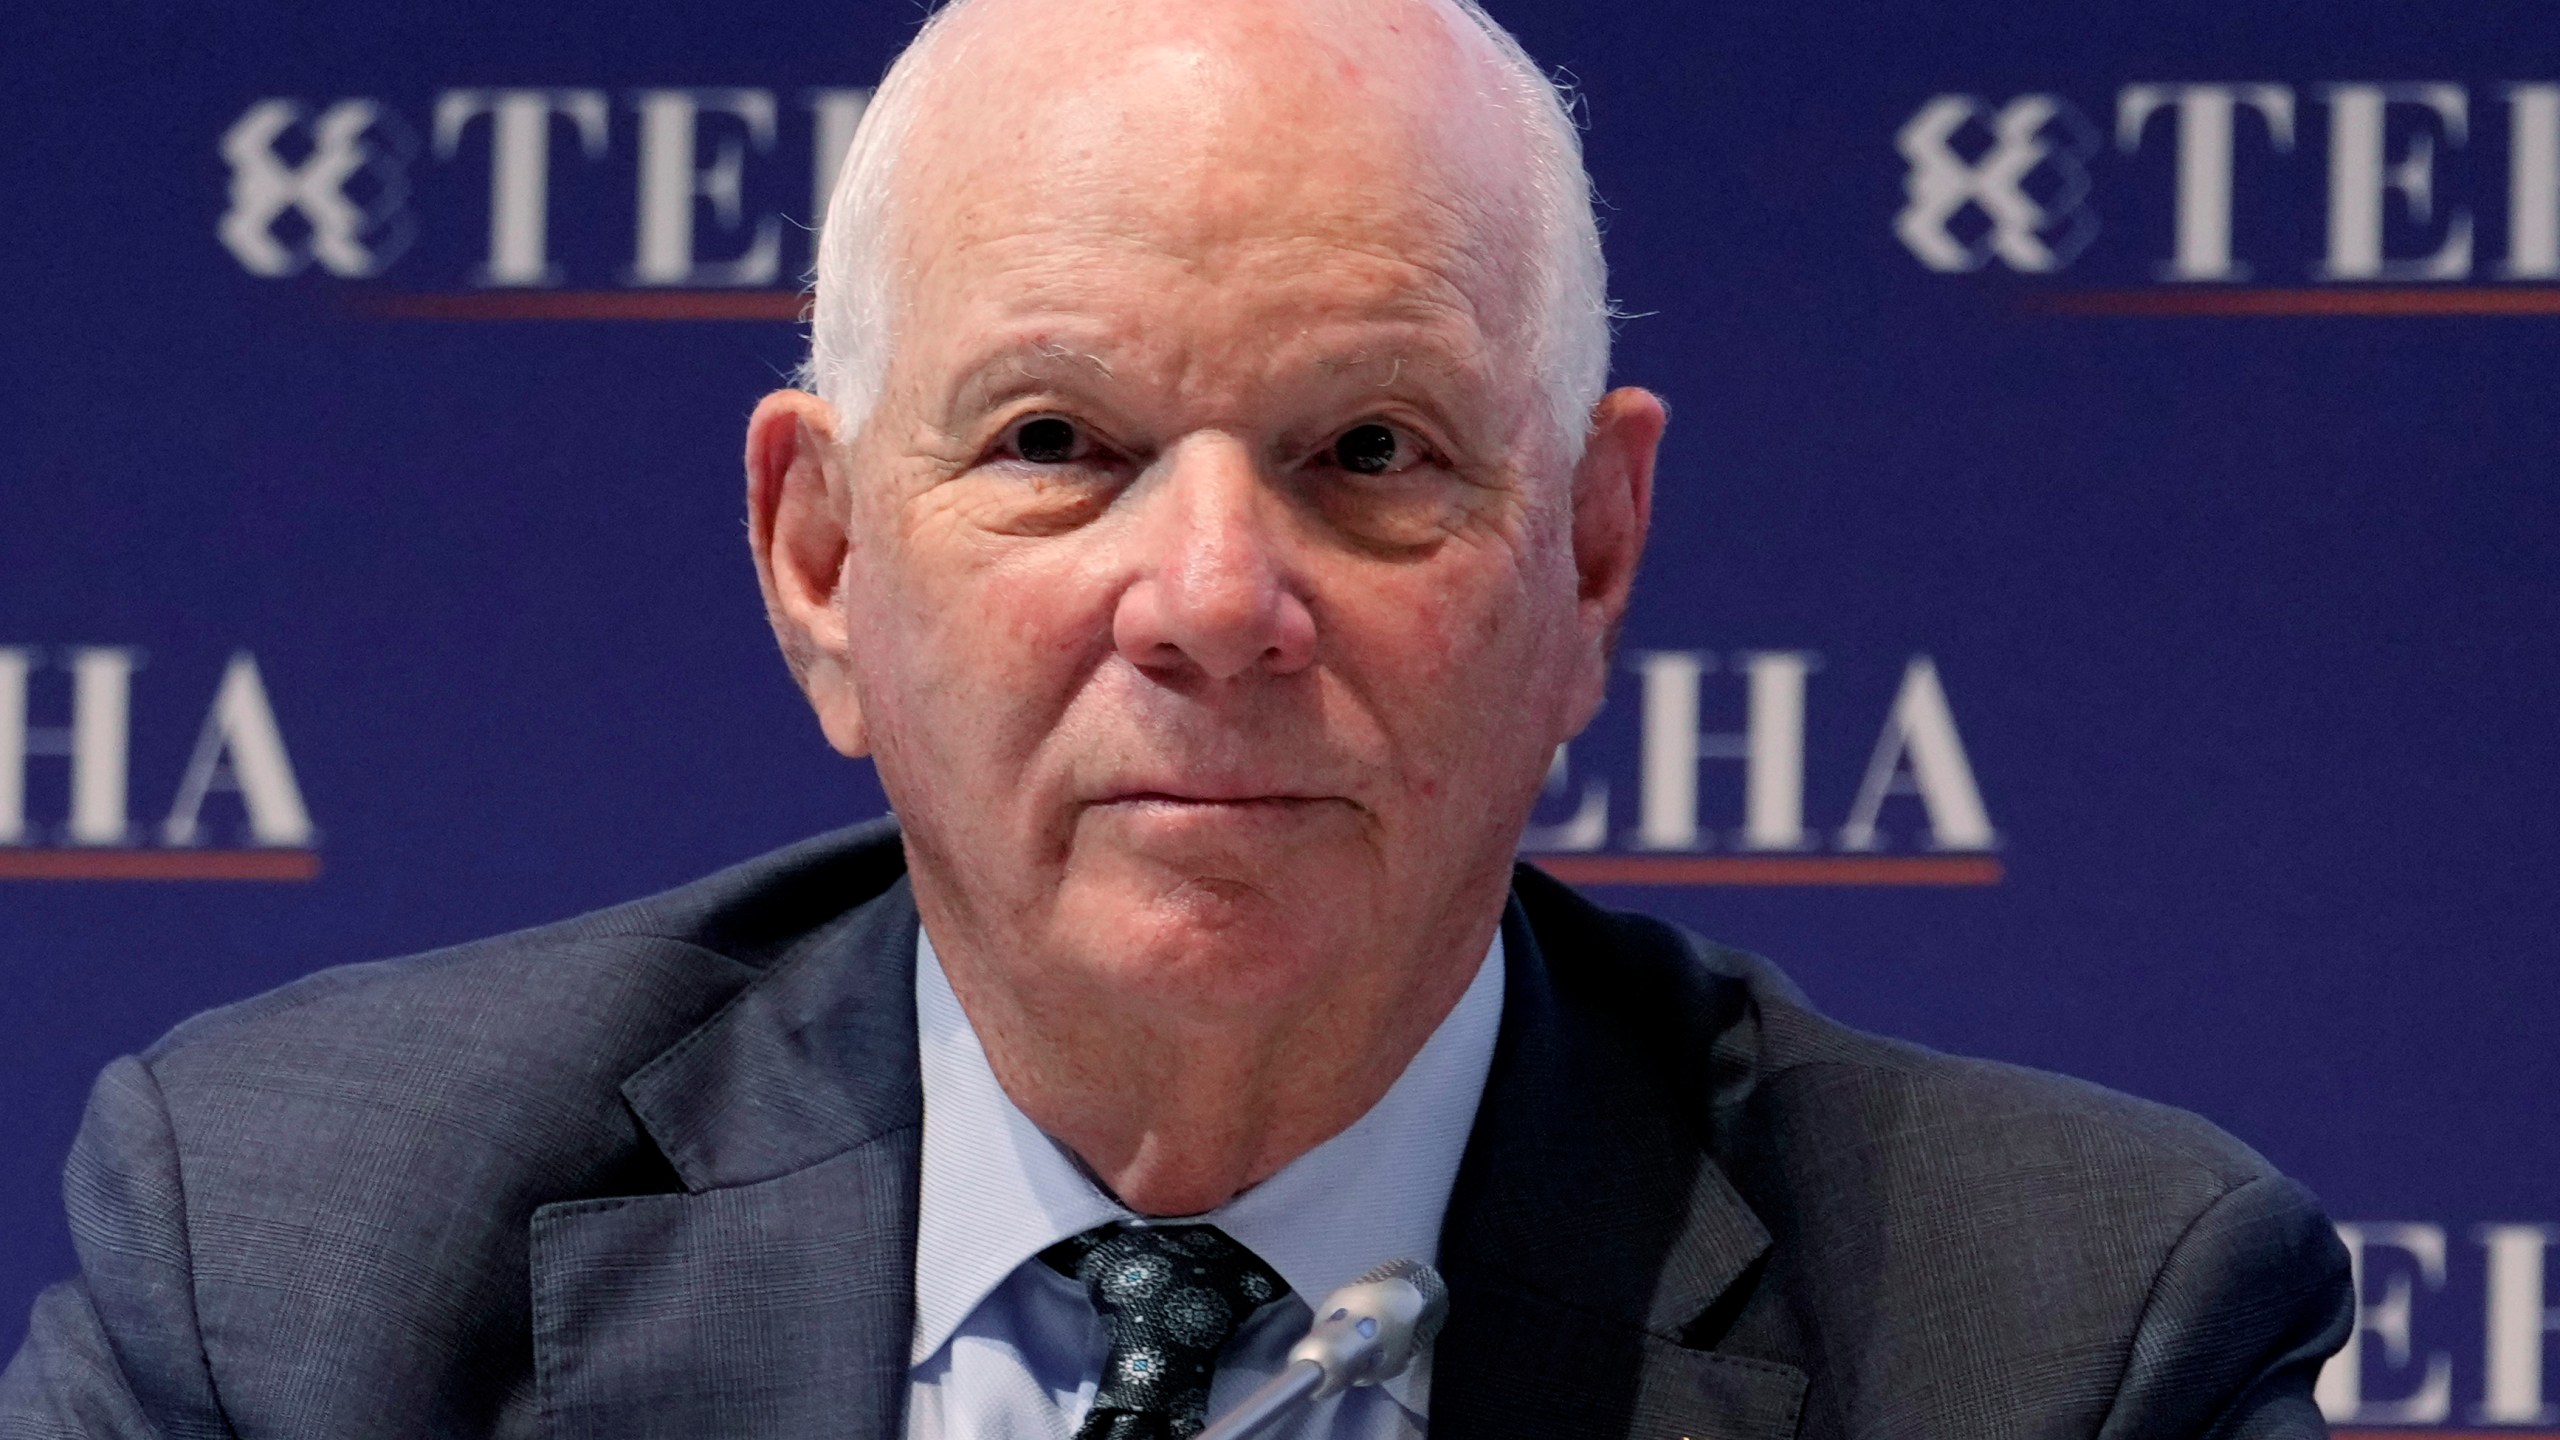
0, 850, 322, 882
2332, 1433, 2560, 1439
1528, 854, 2003, 886
2036, 287, 2560, 317
357, 291, 810, 322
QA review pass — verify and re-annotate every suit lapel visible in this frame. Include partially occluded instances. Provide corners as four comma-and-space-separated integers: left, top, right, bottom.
531, 877, 925, 1440
1431, 873, 1807, 1440
519, 843, 1804, 1439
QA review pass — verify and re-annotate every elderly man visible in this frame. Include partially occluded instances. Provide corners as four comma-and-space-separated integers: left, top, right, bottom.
3, 0, 2350, 1436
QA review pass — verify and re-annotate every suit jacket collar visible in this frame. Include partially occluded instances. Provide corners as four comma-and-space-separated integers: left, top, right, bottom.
1429, 869, 1807, 1439
620, 871, 923, 1190
532, 867, 925, 1440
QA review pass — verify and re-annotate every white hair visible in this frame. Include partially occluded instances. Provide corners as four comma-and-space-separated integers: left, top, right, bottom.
802, 0, 1612, 460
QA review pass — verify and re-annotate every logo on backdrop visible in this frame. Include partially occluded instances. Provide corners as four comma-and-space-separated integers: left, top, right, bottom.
0, 649, 318, 881
215, 87, 873, 311
1894, 82, 2560, 309
1896, 95, 2101, 274
218, 99, 417, 278
1521, 651, 2001, 886
2320, 1222, 2560, 1431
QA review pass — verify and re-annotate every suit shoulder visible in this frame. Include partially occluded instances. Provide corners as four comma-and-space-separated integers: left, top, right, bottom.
1722, 960, 2340, 1432
1754, 999, 2280, 1193
1510, 861, 2284, 1204
120, 818, 910, 1198
143, 818, 906, 1076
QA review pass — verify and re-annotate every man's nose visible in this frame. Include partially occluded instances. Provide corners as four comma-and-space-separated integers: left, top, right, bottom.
1111, 437, 1318, 681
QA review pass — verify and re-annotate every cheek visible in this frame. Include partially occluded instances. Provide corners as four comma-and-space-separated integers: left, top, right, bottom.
1328, 525, 1581, 771
1443, 506, 1580, 668
850, 496, 1116, 741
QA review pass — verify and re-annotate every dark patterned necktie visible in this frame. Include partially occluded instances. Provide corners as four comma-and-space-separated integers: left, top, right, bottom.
1042, 1222, 1288, 1440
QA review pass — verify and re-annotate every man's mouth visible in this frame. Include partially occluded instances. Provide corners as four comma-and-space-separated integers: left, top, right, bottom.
1096, 791, 1335, 809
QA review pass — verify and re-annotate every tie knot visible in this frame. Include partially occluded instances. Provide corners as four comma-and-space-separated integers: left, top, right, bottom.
1042, 1223, 1286, 1439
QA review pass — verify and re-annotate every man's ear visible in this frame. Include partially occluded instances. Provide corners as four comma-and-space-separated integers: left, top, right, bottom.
1562, 386, 1666, 731
746, 389, 871, 758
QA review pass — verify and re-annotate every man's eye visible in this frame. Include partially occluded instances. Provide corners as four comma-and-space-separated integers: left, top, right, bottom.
1008, 415, 1084, 465
1331, 422, 1416, 476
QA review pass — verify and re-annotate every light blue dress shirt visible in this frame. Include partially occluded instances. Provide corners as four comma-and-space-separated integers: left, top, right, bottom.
906, 927, 1506, 1440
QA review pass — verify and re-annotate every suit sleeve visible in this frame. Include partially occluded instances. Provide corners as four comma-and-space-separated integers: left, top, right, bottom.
0, 1057, 232, 1440
2095, 1173, 2356, 1440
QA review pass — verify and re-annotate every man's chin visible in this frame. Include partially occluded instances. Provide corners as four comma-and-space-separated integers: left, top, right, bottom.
1046, 848, 1379, 1008
1062, 795, 1367, 882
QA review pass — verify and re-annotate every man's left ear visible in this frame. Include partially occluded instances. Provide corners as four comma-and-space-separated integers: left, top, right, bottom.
1563, 386, 1666, 727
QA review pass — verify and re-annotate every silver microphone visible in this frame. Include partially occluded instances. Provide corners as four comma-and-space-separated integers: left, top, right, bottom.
1192, 1258, 1450, 1440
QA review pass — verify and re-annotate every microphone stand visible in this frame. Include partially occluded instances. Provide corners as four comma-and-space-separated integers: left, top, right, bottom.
1193, 1259, 1448, 1440
1193, 1359, 1323, 1440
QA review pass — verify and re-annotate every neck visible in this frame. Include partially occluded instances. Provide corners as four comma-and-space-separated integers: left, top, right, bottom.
919, 886, 1502, 1217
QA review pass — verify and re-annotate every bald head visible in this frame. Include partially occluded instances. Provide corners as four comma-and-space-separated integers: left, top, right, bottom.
806, 0, 1609, 460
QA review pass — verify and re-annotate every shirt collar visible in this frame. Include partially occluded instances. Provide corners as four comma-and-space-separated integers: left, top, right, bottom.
910, 924, 1507, 1405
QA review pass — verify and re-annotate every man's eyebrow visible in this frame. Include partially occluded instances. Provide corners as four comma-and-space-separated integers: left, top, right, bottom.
936, 334, 1490, 426
1308, 345, 1501, 422
1312, 338, 1489, 390
944, 342, 1118, 417
1318, 353, 1409, 389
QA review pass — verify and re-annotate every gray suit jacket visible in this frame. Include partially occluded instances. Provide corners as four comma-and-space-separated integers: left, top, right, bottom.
2, 819, 2351, 1439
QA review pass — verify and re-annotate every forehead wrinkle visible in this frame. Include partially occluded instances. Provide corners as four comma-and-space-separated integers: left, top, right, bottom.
936, 222, 1498, 359
909, 230, 1497, 407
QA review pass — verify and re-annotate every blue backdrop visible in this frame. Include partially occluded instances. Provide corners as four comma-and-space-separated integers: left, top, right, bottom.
4, 1, 2554, 1430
